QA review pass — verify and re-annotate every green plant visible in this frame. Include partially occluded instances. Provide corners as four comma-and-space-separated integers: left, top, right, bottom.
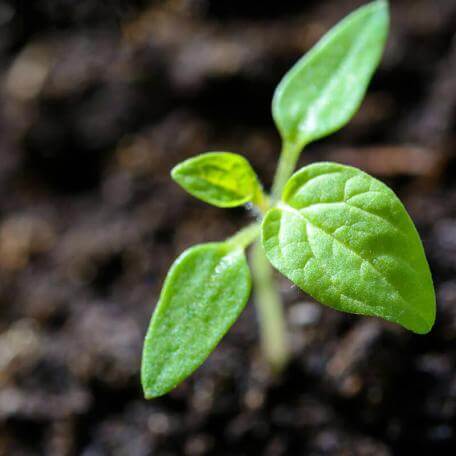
141, 0, 435, 399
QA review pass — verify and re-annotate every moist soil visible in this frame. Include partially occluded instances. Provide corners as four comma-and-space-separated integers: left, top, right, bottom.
0, 1, 456, 454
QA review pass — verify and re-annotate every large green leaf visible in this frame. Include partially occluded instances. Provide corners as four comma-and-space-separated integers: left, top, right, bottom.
141, 242, 251, 398
262, 162, 435, 334
171, 152, 263, 208
272, 0, 389, 150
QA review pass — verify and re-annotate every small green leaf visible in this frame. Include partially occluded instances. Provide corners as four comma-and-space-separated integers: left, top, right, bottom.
171, 152, 264, 208
262, 162, 435, 334
272, 0, 389, 149
141, 242, 251, 398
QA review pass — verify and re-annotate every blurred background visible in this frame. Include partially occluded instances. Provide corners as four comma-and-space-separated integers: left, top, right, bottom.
0, 0, 455, 454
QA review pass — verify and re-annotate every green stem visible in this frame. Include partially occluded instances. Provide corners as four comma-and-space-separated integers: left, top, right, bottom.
228, 222, 290, 370
250, 139, 303, 371
227, 223, 260, 250
251, 241, 289, 371
253, 188, 270, 215
271, 141, 302, 202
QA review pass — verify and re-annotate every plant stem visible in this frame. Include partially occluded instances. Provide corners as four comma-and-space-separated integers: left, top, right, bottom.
229, 222, 289, 370
227, 223, 260, 250
271, 141, 302, 202
251, 240, 289, 371
250, 139, 303, 371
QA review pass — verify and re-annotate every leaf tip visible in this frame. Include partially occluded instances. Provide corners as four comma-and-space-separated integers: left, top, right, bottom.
409, 311, 436, 335
409, 324, 433, 336
361, 0, 389, 35
366, 0, 388, 12
375, 0, 388, 8
170, 162, 182, 182
371, 0, 390, 23
142, 386, 165, 400
141, 369, 171, 400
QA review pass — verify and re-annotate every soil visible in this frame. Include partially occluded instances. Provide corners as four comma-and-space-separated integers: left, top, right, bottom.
0, 0, 455, 455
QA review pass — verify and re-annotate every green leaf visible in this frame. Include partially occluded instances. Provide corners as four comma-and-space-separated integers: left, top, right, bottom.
171, 152, 264, 208
272, 0, 389, 149
262, 162, 435, 334
141, 242, 251, 398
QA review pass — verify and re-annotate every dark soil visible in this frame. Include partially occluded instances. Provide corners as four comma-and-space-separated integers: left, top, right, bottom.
1, 1, 456, 454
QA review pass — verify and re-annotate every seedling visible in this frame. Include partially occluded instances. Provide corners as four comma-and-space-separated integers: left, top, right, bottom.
141, 1, 435, 399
